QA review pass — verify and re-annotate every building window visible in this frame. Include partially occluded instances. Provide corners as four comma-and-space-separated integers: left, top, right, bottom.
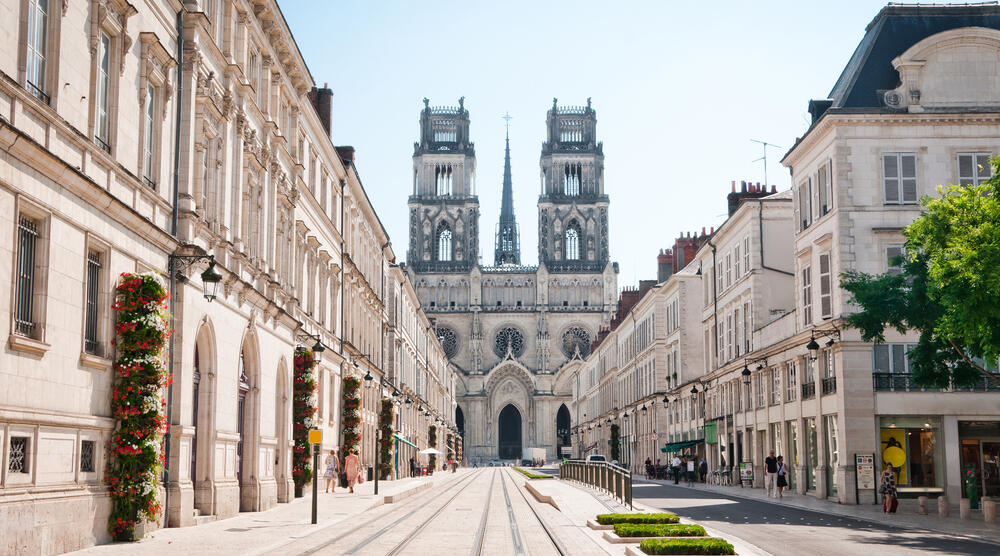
817, 162, 832, 216
801, 265, 812, 326
15, 216, 41, 338
798, 178, 812, 230
958, 153, 992, 186
873, 343, 915, 374
94, 32, 112, 151
725, 252, 732, 288
248, 49, 260, 103
565, 224, 580, 261
786, 361, 797, 402
886, 245, 904, 275
756, 372, 766, 408
84, 250, 102, 355
80, 440, 95, 472
435, 222, 452, 262
734, 244, 741, 277
770, 367, 781, 405
883, 153, 917, 204
8, 437, 28, 473
435, 164, 452, 195
818, 253, 832, 318
142, 84, 157, 187
743, 236, 751, 272
25, 0, 49, 102
565, 163, 581, 196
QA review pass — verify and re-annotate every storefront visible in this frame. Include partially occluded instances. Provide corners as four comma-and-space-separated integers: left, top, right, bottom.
958, 421, 1000, 499
878, 416, 944, 497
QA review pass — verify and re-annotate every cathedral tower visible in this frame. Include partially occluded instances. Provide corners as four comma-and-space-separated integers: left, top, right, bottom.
408, 98, 480, 272
494, 117, 520, 266
537, 98, 609, 272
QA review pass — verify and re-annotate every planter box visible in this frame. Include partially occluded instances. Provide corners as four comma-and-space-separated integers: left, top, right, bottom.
587, 519, 613, 530
603, 532, 707, 544
625, 546, 737, 556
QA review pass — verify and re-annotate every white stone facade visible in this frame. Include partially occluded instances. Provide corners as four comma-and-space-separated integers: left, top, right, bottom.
0, 1, 457, 553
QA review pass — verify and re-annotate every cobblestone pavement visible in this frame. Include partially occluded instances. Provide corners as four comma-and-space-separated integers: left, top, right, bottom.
632, 478, 999, 556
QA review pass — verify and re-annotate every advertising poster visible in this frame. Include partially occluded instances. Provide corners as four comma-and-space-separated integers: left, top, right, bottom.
739, 462, 754, 483
880, 429, 908, 484
856, 454, 876, 490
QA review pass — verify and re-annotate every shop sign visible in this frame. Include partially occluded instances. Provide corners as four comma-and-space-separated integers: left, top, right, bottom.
739, 462, 754, 483
856, 453, 876, 490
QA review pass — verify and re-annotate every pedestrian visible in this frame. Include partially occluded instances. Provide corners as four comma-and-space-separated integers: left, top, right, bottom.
671, 454, 682, 484
645, 457, 653, 479
344, 448, 361, 494
764, 450, 778, 498
323, 449, 339, 493
776, 455, 787, 498
686, 456, 695, 486
410, 457, 417, 478
880, 463, 898, 514
699, 458, 708, 483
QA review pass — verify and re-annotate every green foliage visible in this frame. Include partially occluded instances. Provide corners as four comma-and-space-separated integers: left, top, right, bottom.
428, 424, 437, 471
841, 157, 1000, 388
614, 523, 706, 537
514, 466, 553, 479
639, 538, 736, 555
596, 513, 680, 525
610, 424, 620, 462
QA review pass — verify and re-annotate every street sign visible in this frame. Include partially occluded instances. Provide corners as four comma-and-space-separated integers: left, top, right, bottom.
739, 462, 754, 483
308, 429, 323, 444
856, 454, 875, 490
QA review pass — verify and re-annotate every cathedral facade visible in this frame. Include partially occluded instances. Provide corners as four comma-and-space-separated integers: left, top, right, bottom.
406, 98, 618, 462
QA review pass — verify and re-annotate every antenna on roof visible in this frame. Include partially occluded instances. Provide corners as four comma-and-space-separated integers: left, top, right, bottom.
751, 139, 782, 189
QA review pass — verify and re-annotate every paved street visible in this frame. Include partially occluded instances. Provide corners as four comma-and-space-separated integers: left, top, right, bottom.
632, 479, 999, 556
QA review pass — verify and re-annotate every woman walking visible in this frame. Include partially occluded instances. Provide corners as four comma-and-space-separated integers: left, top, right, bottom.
323, 449, 339, 493
880, 463, 898, 513
344, 448, 361, 494
776, 455, 788, 498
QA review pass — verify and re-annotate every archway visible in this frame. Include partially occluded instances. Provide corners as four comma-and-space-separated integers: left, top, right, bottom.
193, 323, 217, 516
557, 404, 571, 452
237, 350, 250, 505
498, 404, 522, 461
456, 406, 465, 437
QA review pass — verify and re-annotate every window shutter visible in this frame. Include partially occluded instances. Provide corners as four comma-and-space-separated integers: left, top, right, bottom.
959, 154, 974, 186
883, 154, 899, 203
901, 154, 917, 203
819, 253, 832, 318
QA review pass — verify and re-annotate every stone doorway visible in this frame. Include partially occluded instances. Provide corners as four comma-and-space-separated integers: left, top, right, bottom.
498, 404, 522, 460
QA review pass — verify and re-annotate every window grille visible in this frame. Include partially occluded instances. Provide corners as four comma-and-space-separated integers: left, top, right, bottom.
84, 250, 102, 354
9, 437, 28, 473
80, 440, 95, 472
15, 217, 39, 337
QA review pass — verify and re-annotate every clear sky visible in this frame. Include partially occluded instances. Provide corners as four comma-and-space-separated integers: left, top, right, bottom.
280, 0, 892, 288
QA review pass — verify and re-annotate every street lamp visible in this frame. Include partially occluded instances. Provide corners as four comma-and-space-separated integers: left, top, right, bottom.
806, 336, 820, 361
741, 365, 752, 385
170, 254, 223, 302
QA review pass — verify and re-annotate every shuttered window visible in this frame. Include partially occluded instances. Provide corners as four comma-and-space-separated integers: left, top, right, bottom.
883, 153, 917, 204
958, 153, 991, 186
819, 253, 832, 318
801, 266, 812, 326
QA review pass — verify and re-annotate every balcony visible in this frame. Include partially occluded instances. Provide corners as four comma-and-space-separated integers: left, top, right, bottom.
801, 382, 816, 400
821, 376, 837, 395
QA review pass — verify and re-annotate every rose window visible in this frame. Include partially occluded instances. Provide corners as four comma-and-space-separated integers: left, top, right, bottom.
437, 326, 458, 359
562, 326, 591, 358
493, 327, 526, 358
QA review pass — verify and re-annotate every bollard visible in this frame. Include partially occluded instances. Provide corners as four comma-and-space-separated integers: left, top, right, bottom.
917, 496, 928, 515
960, 498, 971, 520
938, 495, 949, 517
984, 499, 996, 524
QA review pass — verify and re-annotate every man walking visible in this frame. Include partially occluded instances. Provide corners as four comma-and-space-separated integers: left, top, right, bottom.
671, 454, 682, 484
764, 450, 778, 498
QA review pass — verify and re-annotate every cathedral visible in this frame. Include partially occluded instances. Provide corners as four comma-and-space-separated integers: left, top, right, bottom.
406, 98, 618, 462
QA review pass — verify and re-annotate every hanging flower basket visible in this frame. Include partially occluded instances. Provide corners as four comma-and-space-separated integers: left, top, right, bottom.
292, 347, 317, 497
428, 424, 438, 473
378, 398, 394, 480
340, 376, 362, 486
106, 273, 171, 542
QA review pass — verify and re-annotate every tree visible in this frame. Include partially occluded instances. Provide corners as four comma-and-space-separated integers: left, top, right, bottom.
841, 158, 1000, 388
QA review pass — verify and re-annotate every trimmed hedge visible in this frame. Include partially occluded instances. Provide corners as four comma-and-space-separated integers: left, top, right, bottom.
514, 466, 553, 479
596, 513, 680, 525
614, 523, 706, 538
639, 538, 736, 555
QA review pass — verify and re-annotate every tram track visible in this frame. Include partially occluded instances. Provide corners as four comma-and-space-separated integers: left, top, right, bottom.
469, 470, 496, 556
500, 467, 569, 556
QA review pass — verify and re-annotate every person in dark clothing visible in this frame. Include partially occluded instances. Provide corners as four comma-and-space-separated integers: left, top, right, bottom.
764, 450, 778, 498
409, 457, 417, 478
699, 458, 708, 483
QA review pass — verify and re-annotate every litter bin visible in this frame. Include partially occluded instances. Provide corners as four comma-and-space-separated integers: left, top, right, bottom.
367, 465, 374, 482
965, 464, 979, 510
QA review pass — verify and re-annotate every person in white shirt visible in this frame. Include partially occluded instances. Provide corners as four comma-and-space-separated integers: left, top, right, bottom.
671, 455, 682, 484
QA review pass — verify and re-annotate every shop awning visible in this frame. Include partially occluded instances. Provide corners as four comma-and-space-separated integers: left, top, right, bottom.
661, 439, 704, 453
392, 433, 417, 448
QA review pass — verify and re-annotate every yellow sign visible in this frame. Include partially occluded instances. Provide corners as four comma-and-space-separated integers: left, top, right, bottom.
308, 429, 323, 444
880, 428, 907, 484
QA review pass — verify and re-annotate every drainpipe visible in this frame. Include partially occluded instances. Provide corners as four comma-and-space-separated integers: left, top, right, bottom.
164, 7, 184, 527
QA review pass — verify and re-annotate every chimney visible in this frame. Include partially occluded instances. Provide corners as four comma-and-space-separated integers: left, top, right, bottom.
307, 84, 334, 138
657, 248, 673, 283
335, 146, 355, 165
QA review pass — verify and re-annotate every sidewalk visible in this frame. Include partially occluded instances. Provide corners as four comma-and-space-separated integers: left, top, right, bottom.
70, 470, 471, 555
638, 476, 1000, 545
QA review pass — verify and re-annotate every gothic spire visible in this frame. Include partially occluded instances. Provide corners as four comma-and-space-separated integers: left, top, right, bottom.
495, 113, 520, 265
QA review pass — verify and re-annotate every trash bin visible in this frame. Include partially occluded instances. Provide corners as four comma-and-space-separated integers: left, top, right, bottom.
965, 464, 979, 510
367, 465, 374, 482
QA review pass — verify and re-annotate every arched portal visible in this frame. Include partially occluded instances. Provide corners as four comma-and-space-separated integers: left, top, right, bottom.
557, 404, 571, 450
456, 406, 465, 437
498, 404, 522, 460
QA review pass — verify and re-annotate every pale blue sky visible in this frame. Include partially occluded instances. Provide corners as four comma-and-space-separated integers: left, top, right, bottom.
281, 0, 891, 287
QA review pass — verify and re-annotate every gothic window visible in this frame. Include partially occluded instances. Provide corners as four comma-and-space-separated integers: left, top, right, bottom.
437, 326, 458, 359
436, 222, 452, 262
435, 164, 453, 195
565, 163, 581, 196
562, 326, 591, 358
493, 327, 525, 358
565, 222, 581, 261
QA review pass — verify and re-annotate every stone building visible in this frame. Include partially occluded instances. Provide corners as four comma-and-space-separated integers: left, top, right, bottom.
407, 98, 618, 462
0, 1, 456, 553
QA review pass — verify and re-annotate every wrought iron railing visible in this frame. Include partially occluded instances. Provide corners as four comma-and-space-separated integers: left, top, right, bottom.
873, 372, 1000, 392
560, 460, 631, 509
821, 376, 837, 395
801, 381, 816, 400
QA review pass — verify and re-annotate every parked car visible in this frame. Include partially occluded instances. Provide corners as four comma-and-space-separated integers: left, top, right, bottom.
586, 454, 607, 463
488, 459, 504, 467
521, 459, 533, 466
